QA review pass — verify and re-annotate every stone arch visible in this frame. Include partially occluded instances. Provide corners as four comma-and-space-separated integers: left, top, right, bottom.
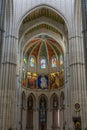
27, 93, 36, 109
18, 4, 69, 31
50, 93, 59, 110
18, 5, 69, 55
22, 31, 64, 54
38, 94, 48, 109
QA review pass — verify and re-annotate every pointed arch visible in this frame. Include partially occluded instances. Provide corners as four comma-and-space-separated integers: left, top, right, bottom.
38, 94, 48, 108
50, 93, 59, 110
18, 4, 69, 31
27, 93, 36, 109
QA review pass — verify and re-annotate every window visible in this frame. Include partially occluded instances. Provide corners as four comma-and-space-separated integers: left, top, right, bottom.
52, 57, 57, 67
60, 54, 63, 65
30, 57, 35, 67
40, 59, 46, 69
23, 55, 27, 64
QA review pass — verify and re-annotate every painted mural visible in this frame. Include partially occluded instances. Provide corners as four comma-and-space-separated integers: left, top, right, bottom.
49, 73, 59, 89
27, 72, 37, 89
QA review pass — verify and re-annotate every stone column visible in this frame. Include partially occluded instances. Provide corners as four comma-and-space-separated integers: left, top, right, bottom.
0, 0, 5, 74
0, 1, 18, 130
0, 34, 17, 130
81, 0, 87, 90
69, 13, 87, 130
68, 1, 87, 129
0, 0, 6, 128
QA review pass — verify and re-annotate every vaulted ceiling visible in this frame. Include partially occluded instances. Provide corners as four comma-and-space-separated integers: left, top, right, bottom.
19, 6, 66, 61
24, 35, 62, 61
23, 7, 65, 25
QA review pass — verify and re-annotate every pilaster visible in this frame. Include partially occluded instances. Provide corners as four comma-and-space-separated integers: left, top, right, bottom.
0, 33, 17, 130
69, 33, 87, 129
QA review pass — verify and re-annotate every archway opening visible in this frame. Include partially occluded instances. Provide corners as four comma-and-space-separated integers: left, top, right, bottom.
18, 5, 68, 130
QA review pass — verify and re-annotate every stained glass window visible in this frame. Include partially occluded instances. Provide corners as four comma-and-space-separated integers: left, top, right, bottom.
40, 59, 46, 69
52, 57, 57, 67
30, 57, 35, 67
60, 54, 63, 65
23, 55, 27, 64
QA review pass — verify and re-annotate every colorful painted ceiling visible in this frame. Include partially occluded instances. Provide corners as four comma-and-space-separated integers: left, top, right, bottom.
24, 35, 63, 61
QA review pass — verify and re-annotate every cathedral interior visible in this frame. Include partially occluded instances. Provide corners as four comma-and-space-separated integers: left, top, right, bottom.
0, 0, 87, 130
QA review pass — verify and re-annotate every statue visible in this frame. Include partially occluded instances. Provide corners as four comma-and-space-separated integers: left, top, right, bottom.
40, 76, 47, 89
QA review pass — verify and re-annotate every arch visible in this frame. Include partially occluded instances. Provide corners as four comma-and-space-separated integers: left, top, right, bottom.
51, 56, 57, 68
18, 5, 68, 53
21, 31, 65, 55
29, 55, 36, 68
19, 21, 64, 41
27, 95, 33, 109
18, 4, 69, 32
27, 93, 36, 109
38, 94, 48, 109
50, 93, 59, 110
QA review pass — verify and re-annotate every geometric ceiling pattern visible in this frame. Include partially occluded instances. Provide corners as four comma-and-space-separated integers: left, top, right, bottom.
24, 35, 63, 61
22, 7, 65, 62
